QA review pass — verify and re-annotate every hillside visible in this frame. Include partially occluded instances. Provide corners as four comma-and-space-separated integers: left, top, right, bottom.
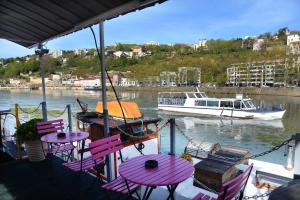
0, 28, 296, 85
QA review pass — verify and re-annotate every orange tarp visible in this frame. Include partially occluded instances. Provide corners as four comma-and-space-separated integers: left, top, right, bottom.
95, 101, 142, 119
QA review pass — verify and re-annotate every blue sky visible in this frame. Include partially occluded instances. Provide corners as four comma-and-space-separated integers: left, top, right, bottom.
1, 0, 300, 58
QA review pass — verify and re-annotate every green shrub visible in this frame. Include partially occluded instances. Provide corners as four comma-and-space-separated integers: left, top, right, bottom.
16, 118, 43, 142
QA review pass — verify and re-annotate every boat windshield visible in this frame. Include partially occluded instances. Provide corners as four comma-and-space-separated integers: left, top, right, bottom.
187, 93, 196, 98
243, 100, 255, 109
194, 93, 202, 98
200, 92, 207, 98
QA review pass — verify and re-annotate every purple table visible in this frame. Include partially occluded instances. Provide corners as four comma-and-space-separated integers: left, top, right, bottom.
119, 154, 194, 200
41, 131, 89, 168
40, 131, 89, 144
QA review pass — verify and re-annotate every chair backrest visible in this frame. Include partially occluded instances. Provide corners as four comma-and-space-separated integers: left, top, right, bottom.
89, 134, 123, 161
37, 119, 64, 136
218, 164, 253, 200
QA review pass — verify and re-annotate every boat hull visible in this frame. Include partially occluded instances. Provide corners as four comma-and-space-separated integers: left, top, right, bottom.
158, 105, 286, 120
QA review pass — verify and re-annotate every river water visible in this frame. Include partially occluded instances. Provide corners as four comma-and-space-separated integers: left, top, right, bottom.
1, 89, 300, 165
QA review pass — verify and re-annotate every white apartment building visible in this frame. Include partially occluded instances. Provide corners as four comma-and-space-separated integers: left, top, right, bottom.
289, 41, 300, 55
160, 71, 177, 87
113, 51, 133, 58
253, 38, 265, 51
145, 41, 159, 46
119, 78, 138, 87
193, 39, 207, 50
51, 49, 63, 58
226, 59, 299, 87
74, 49, 87, 56
287, 34, 300, 46
51, 74, 61, 81
76, 77, 101, 87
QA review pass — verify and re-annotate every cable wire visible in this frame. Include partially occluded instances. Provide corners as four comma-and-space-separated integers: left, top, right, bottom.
89, 26, 127, 124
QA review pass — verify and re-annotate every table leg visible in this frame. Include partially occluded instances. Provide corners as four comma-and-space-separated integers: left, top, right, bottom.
143, 186, 155, 200
166, 185, 178, 200
124, 179, 135, 199
80, 139, 85, 172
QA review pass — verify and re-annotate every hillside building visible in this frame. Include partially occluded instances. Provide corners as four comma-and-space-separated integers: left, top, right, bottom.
287, 34, 300, 46
253, 38, 266, 51
160, 71, 177, 87
74, 49, 87, 56
51, 49, 63, 58
178, 67, 201, 86
193, 39, 207, 50
226, 59, 300, 87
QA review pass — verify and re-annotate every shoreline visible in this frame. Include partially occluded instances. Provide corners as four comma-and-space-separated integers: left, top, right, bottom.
1, 86, 300, 97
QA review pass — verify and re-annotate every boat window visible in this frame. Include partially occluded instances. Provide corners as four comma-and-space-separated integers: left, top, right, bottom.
207, 101, 219, 107
243, 101, 252, 108
195, 93, 202, 98
201, 93, 207, 98
242, 102, 246, 108
220, 101, 233, 108
187, 93, 196, 98
234, 101, 241, 109
195, 100, 206, 106
247, 101, 254, 108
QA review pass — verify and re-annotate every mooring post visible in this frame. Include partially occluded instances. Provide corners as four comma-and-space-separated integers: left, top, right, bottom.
170, 118, 176, 155
293, 133, 300, 179
15, 104, 22, 160
67, 104, 72, 132
41, 101, 47, 121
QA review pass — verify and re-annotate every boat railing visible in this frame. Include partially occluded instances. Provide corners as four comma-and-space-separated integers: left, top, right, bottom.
158, 97, 186, 106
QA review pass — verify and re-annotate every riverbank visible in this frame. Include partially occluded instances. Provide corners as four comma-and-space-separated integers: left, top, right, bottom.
116, 86, 300, 97
1, 86, 300, 97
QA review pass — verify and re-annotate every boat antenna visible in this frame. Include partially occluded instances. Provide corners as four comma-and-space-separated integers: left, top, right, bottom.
89, 26, 127, 124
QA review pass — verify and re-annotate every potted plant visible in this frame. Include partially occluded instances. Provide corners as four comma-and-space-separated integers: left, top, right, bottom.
181, 153, 193, 164
16, 118, 45, 162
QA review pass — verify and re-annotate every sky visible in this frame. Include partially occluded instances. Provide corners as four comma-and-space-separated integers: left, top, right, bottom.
1, 0, 300, 58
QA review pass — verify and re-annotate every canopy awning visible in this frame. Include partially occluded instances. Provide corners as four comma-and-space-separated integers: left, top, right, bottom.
0, 0, 166, 48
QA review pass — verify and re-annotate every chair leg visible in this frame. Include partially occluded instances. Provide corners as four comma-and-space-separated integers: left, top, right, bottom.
66, 149, 74, 162
135, 189, 141, 200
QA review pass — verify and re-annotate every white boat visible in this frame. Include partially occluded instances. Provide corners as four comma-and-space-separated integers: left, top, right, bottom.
158, 91, 286, 120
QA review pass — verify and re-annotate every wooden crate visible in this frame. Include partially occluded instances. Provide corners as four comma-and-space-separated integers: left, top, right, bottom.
193, 159, 239, 191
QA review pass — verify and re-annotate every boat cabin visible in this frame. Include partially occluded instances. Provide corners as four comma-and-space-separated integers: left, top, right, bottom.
158, 92, 255, 110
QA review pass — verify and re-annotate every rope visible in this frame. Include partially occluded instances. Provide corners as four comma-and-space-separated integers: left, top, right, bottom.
47, 106, 68, 118
174, 121, 293, 162
89, 26, 127, 124
242, 192, 271, 200
18, 103, 41, 114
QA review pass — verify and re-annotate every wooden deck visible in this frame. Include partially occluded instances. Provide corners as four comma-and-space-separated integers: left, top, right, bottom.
0, 153, 135, 200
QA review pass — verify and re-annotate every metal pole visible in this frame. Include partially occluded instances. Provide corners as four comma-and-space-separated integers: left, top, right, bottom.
67, 104, 72, 132
38, 43, 47, 121
0, 114, 2, 150
169, 118, 176, 155
293, 133, 300, 179
99, 21, 112, 182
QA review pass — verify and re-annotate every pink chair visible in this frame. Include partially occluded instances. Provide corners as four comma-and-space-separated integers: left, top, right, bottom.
193, 164, 253, 200
37, 119, 75, 160
89, 134, 141, 200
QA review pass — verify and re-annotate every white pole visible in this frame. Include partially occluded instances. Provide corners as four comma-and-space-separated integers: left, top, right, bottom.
38, 43, 47, 121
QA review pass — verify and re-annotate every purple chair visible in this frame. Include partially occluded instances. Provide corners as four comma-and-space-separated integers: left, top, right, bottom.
193, 164, 253, 200
37, 119, 75, 160
89, 134, 141, 200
